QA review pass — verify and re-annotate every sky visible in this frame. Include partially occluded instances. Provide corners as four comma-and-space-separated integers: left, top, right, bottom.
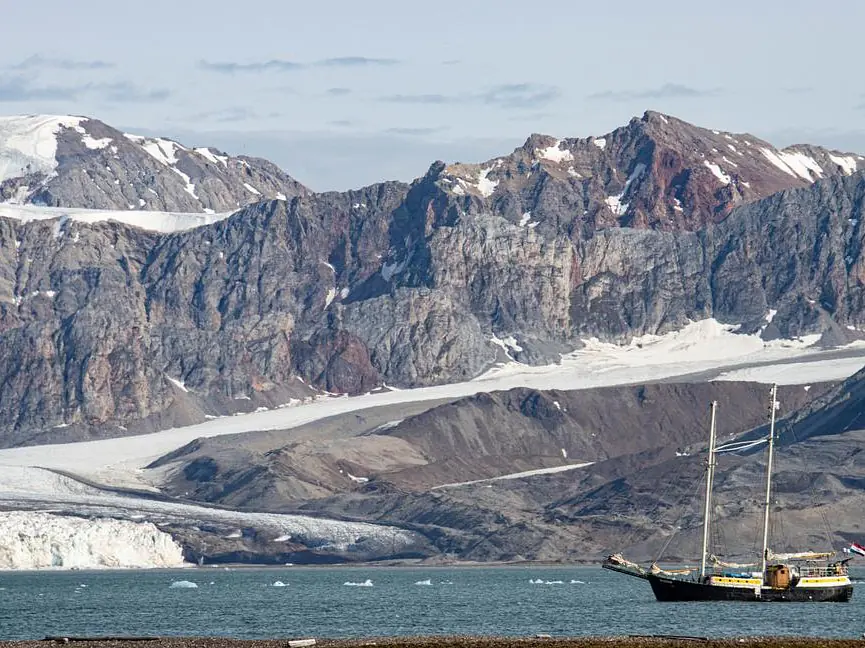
2, 0, 864, 191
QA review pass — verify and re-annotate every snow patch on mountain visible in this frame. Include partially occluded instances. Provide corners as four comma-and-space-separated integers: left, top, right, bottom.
0, 204, 233, 233
829, 153, 858, 175
476, 167, 498, 197
704, 161, 731, 184
131, 136, 184, 167
195, 147, 228, 166
0, 115, 85, 183
537, 141, 574, 163
778, 151, 824, 181
0, 511, 186, 570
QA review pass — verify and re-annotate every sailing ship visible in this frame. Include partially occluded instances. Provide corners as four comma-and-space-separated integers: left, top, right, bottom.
603, 384, 855, 602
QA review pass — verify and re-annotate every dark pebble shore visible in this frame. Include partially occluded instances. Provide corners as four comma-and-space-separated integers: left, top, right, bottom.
2, 638, 865, 648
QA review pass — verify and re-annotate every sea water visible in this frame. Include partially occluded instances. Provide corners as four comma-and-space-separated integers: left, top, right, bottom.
0, 565, 863, 640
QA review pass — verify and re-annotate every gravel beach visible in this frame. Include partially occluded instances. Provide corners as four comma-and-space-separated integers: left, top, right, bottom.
2, 637, 865, 648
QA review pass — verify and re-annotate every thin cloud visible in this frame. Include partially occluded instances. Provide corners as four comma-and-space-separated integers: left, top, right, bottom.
380, 83, 559, 110
97, 82, 170, 103
0, 76, 170, 103
317, 57, 397, 67
200, 57, 399, 74
382, 93, 460, 105
329, 120, 356, 127
186, 107, 283, 123
326, 87, 352, 96
0, 76, 80, 101
11, 54, 114, 71
481, 83, 560, 109
587, 83, 719, 102
384, 126, 448, 136
199, 59, 304, 73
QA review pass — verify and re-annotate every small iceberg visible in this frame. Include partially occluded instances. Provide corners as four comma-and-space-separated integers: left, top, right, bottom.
169, 580, 198, 589
272, 581, 289, 587
414, 579, 432, 586
343, 579, 373, 587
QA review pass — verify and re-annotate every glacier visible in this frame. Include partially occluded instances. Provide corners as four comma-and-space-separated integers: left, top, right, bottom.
0, 511, 186, 570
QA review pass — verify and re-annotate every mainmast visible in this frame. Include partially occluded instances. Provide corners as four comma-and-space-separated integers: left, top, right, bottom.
760, 384, 779, 576
699, 401, 718, 579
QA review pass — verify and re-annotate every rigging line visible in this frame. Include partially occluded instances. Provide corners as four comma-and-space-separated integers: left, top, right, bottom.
715, 438, 769, 454
781, 419, 836, 553
776, 499, 787, 552
653, 469, 708, 565
620, 455, 700, 551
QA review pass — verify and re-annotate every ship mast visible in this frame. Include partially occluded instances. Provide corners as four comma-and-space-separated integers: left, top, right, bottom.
700, 401, 718, 579
760, 384, 779, 576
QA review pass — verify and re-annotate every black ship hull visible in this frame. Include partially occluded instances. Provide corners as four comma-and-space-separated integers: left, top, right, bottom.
647, 575, 853, 602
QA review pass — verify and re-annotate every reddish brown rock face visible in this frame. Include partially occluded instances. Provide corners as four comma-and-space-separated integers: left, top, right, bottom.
433, 111, 861, 236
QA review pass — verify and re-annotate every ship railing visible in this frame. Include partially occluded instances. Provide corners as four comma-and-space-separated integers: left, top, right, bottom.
798, 565, 848, 578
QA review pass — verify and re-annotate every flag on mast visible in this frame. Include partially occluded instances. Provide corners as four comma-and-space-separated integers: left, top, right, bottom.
847, 542, 865, 557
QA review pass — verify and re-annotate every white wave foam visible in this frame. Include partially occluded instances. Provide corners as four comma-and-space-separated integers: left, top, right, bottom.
169, 580, 198, 589
414, 578, 432, 586
570, 579, 585, 584
344, 579, 373, 587
272, 580, 289, 587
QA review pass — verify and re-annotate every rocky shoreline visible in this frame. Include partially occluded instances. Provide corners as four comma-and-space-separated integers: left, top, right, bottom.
2, 637, 864, 648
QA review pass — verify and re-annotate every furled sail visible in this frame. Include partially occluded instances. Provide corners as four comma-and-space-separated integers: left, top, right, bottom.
650, 562, 694, 575
710, 555, 757, 568
606, 553, 645, 573
767, 550, 834, 561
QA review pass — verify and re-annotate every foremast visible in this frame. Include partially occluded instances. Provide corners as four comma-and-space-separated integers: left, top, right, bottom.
760, 384, 779, 577
700, 401, 718, 579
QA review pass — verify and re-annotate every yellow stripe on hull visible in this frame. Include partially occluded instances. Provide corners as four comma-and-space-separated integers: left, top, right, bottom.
708, 576, 762, 587
797, 577, 851, 587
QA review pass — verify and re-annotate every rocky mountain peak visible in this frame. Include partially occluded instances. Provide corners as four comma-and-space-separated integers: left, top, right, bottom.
0, 115, 307, 214
429, 112, 864, 233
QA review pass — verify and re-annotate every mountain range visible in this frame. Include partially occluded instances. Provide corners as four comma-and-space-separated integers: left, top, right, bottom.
1, 110, 865, 565
1, 111, 864, 444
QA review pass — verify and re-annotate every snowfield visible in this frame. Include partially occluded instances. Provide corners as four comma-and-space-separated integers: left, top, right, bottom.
0, 319, 862, 481
0, 203, 234, 234
0, 115, 86, 184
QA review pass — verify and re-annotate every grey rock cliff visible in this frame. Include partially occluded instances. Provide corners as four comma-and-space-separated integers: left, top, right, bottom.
1, 112, 865, 443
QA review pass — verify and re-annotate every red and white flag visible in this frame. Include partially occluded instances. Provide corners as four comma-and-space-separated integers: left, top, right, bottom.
850, 542, 865, 557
